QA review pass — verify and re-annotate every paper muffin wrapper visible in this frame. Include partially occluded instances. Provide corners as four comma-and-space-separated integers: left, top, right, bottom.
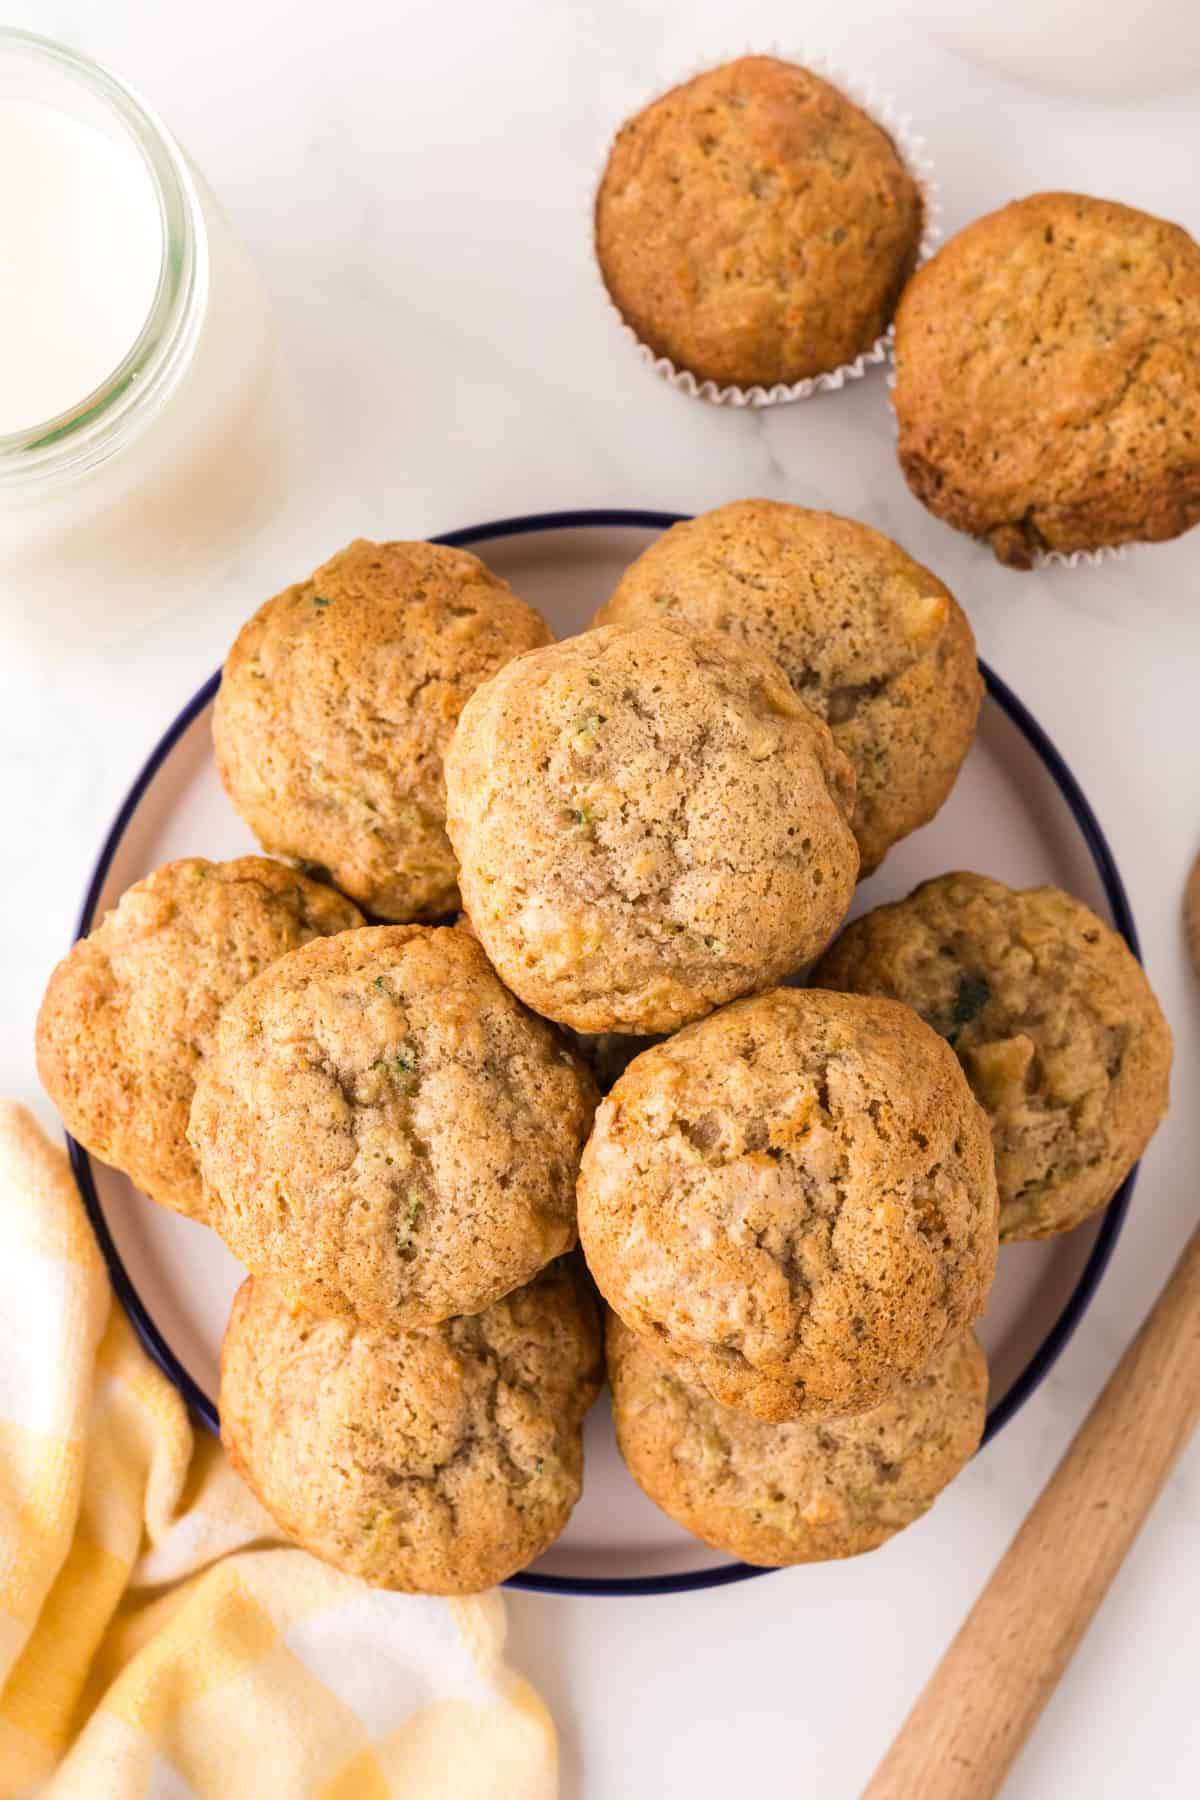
1036, 544, 1129, 569
592, 49, 942, 409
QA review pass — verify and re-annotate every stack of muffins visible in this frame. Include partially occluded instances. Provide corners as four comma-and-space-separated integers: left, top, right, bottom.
37, 503, 1172, 1591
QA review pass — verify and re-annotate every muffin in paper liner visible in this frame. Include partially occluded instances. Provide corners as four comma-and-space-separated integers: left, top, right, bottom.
885, 190, 1200, 570
592, 50, 942, 409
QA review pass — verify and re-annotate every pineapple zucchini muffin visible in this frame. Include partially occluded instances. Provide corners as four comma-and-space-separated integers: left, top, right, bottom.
221, 1262, 603, 1594
893, 193, 1200, 566
578, 987, 998, 1422
36, 857, 362, 1219
214, 538, 552, 922
608, 1313, 987, 1565
814, 873, 1172, 1240
595, 56, 924, 390
444, 624, 859, 1036
594, 501, 981, 875
189, 925, 597, 1326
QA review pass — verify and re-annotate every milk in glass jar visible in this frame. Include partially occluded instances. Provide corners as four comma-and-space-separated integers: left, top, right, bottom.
0, 31, 298, 654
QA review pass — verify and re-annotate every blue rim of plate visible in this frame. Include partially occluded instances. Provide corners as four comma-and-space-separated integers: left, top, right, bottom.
67, 507, 1142, 1599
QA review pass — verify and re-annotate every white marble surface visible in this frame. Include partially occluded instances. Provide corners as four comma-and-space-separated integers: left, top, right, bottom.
4, 2, 1199, 1794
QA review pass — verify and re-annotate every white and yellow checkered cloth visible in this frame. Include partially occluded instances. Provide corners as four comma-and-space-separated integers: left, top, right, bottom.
0, 1102, 557, 1799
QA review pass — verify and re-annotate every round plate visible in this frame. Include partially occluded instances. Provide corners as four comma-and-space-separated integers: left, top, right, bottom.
69, 508, 1139, 1597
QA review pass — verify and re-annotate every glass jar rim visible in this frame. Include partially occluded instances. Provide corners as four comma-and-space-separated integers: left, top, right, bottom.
0, 29, 208, 487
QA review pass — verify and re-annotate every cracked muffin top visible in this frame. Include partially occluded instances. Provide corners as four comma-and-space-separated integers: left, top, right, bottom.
444, 624, 859, 1036
813, 873, 1172, 1240
220, 1262, 603, 1594
213, 538, 553, 922
577, 986, 998, 1422
189, 925, 597, 1325
593, 501, 981, 875
36, 857, 363, 1219
892, 193, 1200, 566
595, 56, 923, 389
607, 1313, 987, 1565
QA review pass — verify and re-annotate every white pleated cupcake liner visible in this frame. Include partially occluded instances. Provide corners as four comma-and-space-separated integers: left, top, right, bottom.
593, 49, 942, 409
1037, 544, 1129, 568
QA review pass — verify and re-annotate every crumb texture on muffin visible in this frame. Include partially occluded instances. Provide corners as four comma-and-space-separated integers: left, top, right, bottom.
220, 1262, 603, 1594
608, 1313, 987, 1565
594, 500, 981, 874
578, 986, 998, 1421
814, 872, 1172, 1239
35, 857, 362, 1217
445, 623, 859, 1035
189, 925, 597, 1324
213, 538, 553, 921
892, 193, 1200, 565
595, 56, 923, 389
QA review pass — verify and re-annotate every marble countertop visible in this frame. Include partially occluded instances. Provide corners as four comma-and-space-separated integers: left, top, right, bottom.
5, 1, 1199, 1793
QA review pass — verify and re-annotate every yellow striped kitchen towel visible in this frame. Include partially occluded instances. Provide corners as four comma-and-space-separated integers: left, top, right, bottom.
0, 1102, 557, 1799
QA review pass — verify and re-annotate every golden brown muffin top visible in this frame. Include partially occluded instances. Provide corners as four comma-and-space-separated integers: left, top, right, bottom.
594, 501, 981, 875
813, 872, 1172, 1239
578, 986, 998, 1422
221, 1262, 603, 1595
445, 623, 859, 1035
893, 193, 1200, 566
36, 856, 362, 1218
595, 56, 923, 390
189, 925, 597, 1325
608, 1314, 987, 1566
214, 538, 553, 922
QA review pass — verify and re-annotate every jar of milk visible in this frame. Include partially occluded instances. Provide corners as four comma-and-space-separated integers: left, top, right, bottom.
0, 31, 299, 655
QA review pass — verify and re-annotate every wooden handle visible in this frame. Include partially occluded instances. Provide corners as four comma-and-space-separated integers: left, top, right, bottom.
864, 1223, 1200, 1800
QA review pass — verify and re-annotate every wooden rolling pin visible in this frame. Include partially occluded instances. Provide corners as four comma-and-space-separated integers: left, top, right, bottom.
864, 1220, 1200, 1799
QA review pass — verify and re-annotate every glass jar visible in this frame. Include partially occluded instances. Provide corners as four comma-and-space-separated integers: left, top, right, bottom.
0, 31, 300, 656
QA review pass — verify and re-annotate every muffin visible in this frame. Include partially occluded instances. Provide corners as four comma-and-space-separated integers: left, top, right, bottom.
893, 193, 1200, 566
608, 1314, 987, 1565
213, 538, 553, 921
594, 501, 982, 874
578, 987, 998, 1422
220, 1262, 603, 1594
813, 873, 1172, 1240
36, 857, 362, 1218
189, 925, 597, 1325
444, 624, 859, 1035
595, 56, 924, 390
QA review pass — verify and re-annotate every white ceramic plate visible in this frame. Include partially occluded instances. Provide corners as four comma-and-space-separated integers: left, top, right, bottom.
70, 510, 1140, 1595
